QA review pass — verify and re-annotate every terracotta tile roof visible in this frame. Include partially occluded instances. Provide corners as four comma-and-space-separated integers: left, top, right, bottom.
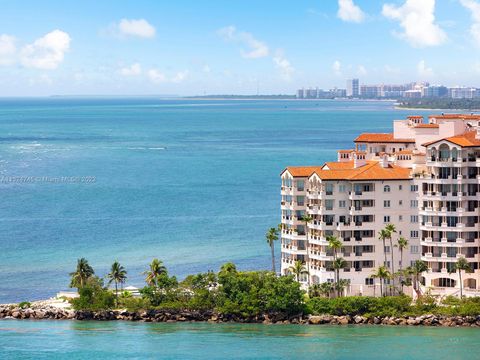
395, 149, 413, 155
282, 166, 323, 177
311, 161, 411, 181
428, 114, 480, 120
354, 133, 415, 143
338, 149, 354, 153
414, 124, 439, 128
423, 130, 480, 148
407, 115, 424, 119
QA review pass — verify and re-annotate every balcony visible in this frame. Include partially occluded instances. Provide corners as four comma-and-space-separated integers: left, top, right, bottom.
281, 186, 293, 196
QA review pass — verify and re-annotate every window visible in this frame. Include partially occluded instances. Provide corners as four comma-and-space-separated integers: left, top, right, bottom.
410, 200, 418, 208
339, 184, 346, 193
399, 185, 403, 190
410, 215, 418, 223
384, 215, 390, 223
384, 200, 390, 208
296, 180, 305, 192
325, 199, 334, 210
399, 200, 403, 206
325, 183, 334, 195
399, 215, 403, 221
410, 184, 418, 192
411, 245, 419, 254
384, 185, 391, 193
296, 196, 305, 206
410, 230, 419, 238
365, 278, 374, 285
385, 246, 391, 253
339, 200, 346, 208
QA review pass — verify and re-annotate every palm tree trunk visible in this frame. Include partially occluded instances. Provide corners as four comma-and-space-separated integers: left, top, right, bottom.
389, 238, 395, 295
382, 240, 387, 266
400, 250, 404, 293
380, 279, 383, 297
115, 281, 118, 307
459, 270, 463, 298
271, 243, 276, 273
305, 223, 310, 287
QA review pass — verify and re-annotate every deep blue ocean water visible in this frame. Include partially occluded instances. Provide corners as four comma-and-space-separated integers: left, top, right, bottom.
1, 321, 478, 359
0, 98, 431, 303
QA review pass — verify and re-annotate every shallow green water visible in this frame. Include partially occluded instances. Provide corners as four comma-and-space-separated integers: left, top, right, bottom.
0, 320, 478, 359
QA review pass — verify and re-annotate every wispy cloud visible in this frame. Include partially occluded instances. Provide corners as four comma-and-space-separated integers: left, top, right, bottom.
120, 63, 142, 76
417, 60, 434, 78
218, 26, 269, 59
332, 60, 342, 76
273, 51, 294, 81
0, 34, 16, 66
106, 19, 156, 39
337, 0, 366, 23
382, 0, 446, 47
460, 0, 480, 46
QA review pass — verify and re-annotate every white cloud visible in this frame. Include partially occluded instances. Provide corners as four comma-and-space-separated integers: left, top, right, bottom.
117, 19, 156, 38
171, 70, 189, 83
273, 52, 294, 80
120, 63, 142, 76
460, 0, 480, 45
147, 69, 167, 83
417, 60, 433, 78
20, 30, 71, 70
384, 64, 400, 74
0, 34, 16, 66
357, 65, 367, 76
202, 65, 211, 73
218, 25, 269, 59
382, 0, 446, 47
332, 60, 342, 75
337, 0, 366, 23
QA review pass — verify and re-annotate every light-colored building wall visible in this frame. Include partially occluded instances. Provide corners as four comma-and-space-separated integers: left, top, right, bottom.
281, 114, 480, 297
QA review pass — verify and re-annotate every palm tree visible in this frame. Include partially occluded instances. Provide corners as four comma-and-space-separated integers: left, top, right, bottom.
107, 261, 127, 306
289, 260, 309, 282
69, 258, 94, 289
319, 281, 334, 298
450, 257, 472, 298
333, 257, 347, 296
408, 260, 428, 298
327, 235, 343, 297
371, 266, 391, 297
385, 224, 397, 294
265, 227, 279, 273
378, 229, 389, 267
143, 259, 167, 287
396, 236, 409, 292
300, 214, 313, 285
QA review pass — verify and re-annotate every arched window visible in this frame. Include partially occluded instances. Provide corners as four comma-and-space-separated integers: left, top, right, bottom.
451, 148, 458, 162
439, 144, 450, 161
430, 147, 437, 161
384, 185, 391, 193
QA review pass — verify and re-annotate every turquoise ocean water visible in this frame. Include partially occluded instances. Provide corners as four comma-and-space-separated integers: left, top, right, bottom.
1, 320, 478, 359
0, 98, 428, 303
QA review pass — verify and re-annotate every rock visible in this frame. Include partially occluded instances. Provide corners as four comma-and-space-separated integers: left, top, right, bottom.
308, 316, 324, 325
353, 315, 366, 324
338, 316, 350, 325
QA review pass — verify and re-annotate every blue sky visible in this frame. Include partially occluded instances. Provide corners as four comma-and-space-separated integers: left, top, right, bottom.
0, 0, 480, 95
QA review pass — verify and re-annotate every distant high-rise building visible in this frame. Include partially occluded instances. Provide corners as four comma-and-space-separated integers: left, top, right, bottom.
346, 78, 359, 97
296, 88, 305, 99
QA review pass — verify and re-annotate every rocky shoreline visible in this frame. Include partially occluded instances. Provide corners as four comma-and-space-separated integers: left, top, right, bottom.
1, 304, 480, 327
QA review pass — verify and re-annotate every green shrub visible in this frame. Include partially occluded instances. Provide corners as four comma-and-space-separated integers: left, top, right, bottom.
71, 277, 115, 311
18, 301, 31, 309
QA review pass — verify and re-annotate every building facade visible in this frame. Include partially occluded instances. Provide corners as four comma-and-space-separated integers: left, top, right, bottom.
281, 114, 480, 297
346, 78, 359, 97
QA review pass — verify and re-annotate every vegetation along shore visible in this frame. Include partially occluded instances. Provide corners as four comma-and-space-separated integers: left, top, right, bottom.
1, 256, 480, 326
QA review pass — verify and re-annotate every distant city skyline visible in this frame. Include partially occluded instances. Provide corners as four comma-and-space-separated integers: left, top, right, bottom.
2, 0, 480, 96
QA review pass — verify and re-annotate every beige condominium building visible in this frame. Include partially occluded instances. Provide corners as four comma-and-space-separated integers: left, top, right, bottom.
281, 114, 480, 297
